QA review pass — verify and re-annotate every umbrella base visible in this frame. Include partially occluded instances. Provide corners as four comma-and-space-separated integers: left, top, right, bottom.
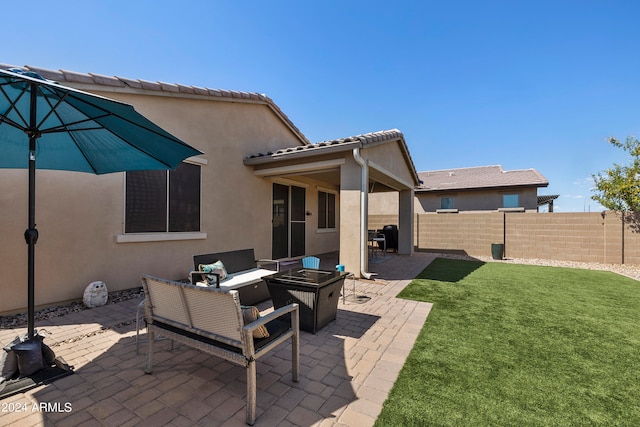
0, 357, 73, 400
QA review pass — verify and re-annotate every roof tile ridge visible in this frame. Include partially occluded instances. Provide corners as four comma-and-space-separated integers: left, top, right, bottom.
87, 72, 126, 87
22, 65, 65, 81
502, 168, 548, 182
419, 164, 503, 174
6, 63, 312, 146
502, 167, 538, 173
310, 129, 402, 146
115, 76, 143, 89
11, 64, 276, 101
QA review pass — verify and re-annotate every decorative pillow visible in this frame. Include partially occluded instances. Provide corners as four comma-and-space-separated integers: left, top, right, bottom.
241, 306, 270, 339
198, 260, 228, 285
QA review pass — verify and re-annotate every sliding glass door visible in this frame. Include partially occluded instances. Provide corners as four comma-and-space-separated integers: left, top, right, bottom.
272, 183, 306, 259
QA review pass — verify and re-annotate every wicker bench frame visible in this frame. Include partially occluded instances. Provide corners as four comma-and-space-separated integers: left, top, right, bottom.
141, 274, 299, 425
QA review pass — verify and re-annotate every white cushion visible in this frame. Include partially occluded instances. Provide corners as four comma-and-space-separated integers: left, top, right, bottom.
195, 268, 275, 290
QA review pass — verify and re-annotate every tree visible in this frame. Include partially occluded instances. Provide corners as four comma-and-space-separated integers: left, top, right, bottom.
592, 136, 640, 212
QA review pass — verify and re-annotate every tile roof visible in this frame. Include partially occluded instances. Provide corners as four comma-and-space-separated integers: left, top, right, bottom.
417, 165, 548, 192
245, 128, 403, 159
244, 129, 420, 185
1, 64, 419, 186
0, 63, 310, 145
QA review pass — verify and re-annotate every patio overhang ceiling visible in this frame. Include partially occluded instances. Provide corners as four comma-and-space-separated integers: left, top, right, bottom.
537, 194, 559, 206
244, 129, 420, 192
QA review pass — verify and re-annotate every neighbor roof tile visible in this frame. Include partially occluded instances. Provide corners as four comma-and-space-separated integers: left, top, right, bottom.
417, 165, 548, 192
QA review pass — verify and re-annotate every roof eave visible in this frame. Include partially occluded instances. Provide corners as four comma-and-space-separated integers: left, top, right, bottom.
244, 140, 360, 165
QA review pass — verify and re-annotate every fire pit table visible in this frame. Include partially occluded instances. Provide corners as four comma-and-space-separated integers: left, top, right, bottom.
265, 268, 348, 333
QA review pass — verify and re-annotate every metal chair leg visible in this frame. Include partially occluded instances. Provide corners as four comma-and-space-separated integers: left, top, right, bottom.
136, 299, 146, 355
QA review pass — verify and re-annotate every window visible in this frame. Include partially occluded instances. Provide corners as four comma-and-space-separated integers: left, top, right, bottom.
440, 197, 454, 209
503, 194, 519, 208
125, 162, 201, 233
318, 191, 336, 229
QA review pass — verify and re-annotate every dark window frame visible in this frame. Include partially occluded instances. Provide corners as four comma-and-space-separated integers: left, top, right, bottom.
318, 191, 336, 229
125, 162, 201, 233
440, 197, 454, 210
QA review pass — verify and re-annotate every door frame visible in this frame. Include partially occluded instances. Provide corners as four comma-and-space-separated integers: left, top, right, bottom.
272, 181, 306, 259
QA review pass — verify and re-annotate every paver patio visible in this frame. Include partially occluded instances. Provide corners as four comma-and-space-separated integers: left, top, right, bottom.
0, 252, 435, 426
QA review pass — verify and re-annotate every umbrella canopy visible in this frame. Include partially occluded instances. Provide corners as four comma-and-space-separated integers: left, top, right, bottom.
0, 67, 203, 338
0, 68, 200, 173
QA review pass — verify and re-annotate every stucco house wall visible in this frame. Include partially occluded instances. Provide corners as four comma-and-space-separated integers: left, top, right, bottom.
0, 78, 336, 314
365, 140, 417, 190
0, 66, 419, 314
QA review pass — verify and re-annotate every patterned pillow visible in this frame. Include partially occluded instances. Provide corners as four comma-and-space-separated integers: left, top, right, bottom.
198, 260, 228, 285
241, 306, 270, 339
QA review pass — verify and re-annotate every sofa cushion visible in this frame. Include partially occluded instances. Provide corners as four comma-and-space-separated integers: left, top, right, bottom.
196, 268, 274, 290
194, 249, 257, 275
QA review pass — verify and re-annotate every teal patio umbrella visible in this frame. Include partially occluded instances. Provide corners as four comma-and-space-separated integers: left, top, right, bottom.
0, 68, 203, 339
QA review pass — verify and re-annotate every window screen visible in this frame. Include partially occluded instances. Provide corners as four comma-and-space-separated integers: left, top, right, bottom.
126, 163, 201, 233
318, 191, 336, 229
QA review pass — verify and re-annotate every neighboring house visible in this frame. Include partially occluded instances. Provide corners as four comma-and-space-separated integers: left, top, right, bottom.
369, 164, 557, 218
0, 64, 419, 314
415, 165, 554, 213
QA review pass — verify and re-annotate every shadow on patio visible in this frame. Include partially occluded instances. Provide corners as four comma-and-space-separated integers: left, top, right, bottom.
1, 251, 436, 426
18, 305, 380, 425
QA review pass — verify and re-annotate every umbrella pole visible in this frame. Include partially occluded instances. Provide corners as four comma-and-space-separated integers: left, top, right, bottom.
26, 141, 37, 339
25, 84, 39, 340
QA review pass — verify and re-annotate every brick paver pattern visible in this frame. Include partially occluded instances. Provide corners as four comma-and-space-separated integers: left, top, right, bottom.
0, 252, 435, 426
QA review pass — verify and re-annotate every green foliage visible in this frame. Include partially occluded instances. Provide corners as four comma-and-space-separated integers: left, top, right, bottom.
376, 258, 640, 427
592, 136, 640, 211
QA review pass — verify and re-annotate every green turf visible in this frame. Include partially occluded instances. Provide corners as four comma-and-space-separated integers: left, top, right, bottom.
375, 258, 640, 427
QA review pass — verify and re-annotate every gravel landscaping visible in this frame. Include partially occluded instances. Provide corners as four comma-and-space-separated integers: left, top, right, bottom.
0, 287, 144, 329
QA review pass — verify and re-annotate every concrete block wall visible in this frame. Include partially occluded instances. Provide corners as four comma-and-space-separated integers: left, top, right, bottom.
368, 215, 399, 232
505, 213, 606, 262
418, 213, 503, 258
369, 211, 640, 265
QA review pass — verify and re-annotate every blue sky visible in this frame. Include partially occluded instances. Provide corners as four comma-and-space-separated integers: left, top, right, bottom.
5, 1, 640, 212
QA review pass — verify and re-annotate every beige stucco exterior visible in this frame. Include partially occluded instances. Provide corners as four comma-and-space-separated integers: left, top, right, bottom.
0, 86, 309, 314
245, 133, 418, 279
0, 71, 419, 314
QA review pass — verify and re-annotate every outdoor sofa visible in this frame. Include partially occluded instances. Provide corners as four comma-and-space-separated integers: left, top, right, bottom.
141, 274, 299, 425
192, 248, 279, 305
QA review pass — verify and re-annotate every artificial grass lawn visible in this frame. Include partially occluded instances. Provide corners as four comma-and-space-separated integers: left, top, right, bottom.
375, 258, 640, 427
